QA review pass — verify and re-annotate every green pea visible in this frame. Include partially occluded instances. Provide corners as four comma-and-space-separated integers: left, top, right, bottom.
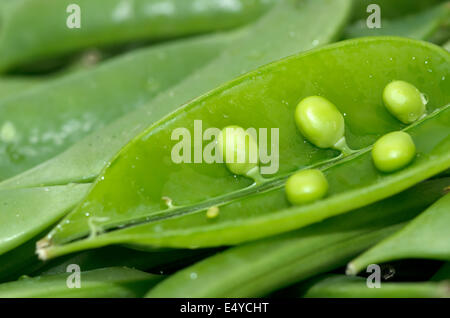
218, 125, 259, 177
294, 96, 345, 149
285, 169, 328, 205
371, 131, 416, 173
382, 80, 426, 124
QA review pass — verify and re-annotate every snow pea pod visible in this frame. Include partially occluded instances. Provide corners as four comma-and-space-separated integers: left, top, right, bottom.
346, 2, 450, 41
347, 193, 450, 275
0, 32, 237, 181
39, 37, 450, 258
0, 0, 274, 72
145, 178, 448, 297
0, 184, 90, 255
0, 0, 352, 189
0, 267, 163, 298
290, 274, 450, 298
0, 0, 352, 260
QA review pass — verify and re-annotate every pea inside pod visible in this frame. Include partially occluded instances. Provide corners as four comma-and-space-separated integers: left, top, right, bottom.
371, 131, 416, 173
383, 80, 427, 124
285, 169, 328, 205
217, 125, 261, 181
294, 96, 352, 154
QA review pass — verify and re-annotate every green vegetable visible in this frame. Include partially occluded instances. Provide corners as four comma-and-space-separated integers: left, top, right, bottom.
347, 192, 450, 275
217, 125, 260, 180
383, 80, 426, 124
0, 267, 163, 298
0, 31, 238, 181
294, 96, 347, 151
285, 169, 328, 205
37, 37, 450, 259
371, 131, 416, 172
291, 274, 450, 298
0, 0, 274, 72
0, 0, 352, 189
145, 178, 448, 297
0, 0, 353, 258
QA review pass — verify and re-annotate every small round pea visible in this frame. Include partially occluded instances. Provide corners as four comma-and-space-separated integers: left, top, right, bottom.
285, 169, 328, 205
371, 131, 416, 173
218, 125, 259, 176
382, 80, 426, 124
295, 96, 345, 149
206, 206, 219, 219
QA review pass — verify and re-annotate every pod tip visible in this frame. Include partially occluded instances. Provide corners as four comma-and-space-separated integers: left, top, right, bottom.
345, 263, 357, 276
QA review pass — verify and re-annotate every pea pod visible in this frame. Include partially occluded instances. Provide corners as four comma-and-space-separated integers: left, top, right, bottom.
346, 2, 450, 41
0, 267, 163, 298
0, 0, 352, 189
347, 193, 450, 275
0, 31, 238, 181
0, 0, 352, 262
39, 37, 450, 258
145, 178, 448, 297
0, 0, 274, 72
0, 0, 352, 267
289, 274, 450, 298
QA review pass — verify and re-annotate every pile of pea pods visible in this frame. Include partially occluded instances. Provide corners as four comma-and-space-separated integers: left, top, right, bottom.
0, 0, 449, 298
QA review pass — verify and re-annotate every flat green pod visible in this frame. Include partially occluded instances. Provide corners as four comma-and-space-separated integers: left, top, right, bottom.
347, 193, 450, 275
38, 37, 450, 259
145, 179, 448, 297
0, 0, 274, 72
290, 274, 450, 298
0, 267, 163, 298
0, 32, 237, 181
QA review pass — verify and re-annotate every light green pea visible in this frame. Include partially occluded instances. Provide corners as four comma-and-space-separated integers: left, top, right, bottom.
382, 80, 426, 124
285, 169, 328, 205
218, 125, 259, 177
372, 131, 416, 173
295, 96, 345, 149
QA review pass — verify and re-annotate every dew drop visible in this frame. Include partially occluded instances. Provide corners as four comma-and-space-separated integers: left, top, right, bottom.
190, 272, 198, 280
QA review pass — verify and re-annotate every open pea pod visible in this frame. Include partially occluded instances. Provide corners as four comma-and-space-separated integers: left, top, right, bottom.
0, 0, 352, 260
39, 37, 450, 258
0, 0, 352, 189
0, 0, 274, 72
345, 2, 450, 41
0, 31, 238, 181
347, 193, 450, 275
0, 267, 163, 298
288, 274, 450, 298
145, 179, 449, 297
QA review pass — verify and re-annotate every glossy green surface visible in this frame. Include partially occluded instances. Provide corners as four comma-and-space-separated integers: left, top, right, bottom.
39, 37, 450, 258
0, 184, 90, 255
371, 131, 416, 172
295, 274, 450, 298
383, 80, 426, 123
0, 32, 237, 181
218, 126, 259, 177
0, 0, 274, 72
0, 0, 352, 190
285, 169, 328, 205
347, 193, 450, 275
0, 267, 163, 298
294, 96, 345, 149
145, 179, 448, 297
